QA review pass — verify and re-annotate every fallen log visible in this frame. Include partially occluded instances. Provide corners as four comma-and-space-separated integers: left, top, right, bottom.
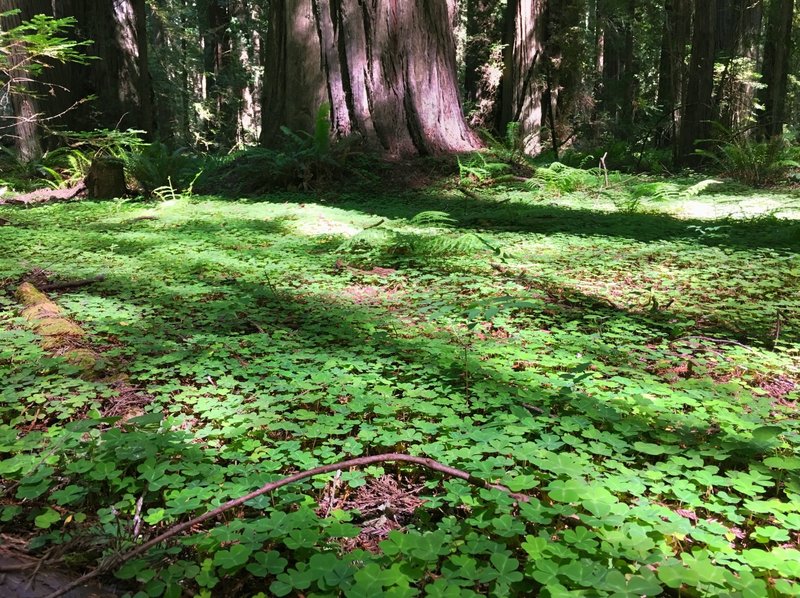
0, 182, 86, 206
16, 282, 103, 375
39, 275, 106, 292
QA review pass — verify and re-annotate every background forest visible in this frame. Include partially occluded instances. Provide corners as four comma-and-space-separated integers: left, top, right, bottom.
1, 2, 800, 598
1, 0, 799, 175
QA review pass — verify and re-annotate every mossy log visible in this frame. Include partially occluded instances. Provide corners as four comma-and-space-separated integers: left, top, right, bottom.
16, 282, 103, 375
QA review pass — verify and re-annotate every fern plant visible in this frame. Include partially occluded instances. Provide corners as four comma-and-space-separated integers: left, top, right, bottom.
696, 134, 799, 186
338, 211, 491, 261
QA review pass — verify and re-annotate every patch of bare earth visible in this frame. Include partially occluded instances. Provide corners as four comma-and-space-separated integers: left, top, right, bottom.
318, 474, 426, 553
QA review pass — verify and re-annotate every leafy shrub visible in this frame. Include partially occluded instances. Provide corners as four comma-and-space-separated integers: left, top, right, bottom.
697, 134, 799, 186
199, 104, 375, 194
119, 142, 201, 196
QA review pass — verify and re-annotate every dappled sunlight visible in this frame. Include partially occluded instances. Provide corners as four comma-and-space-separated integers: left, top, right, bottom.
1, 185, 799, 597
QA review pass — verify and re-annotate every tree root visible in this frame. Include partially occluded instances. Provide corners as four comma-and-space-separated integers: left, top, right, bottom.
45, 453, 529, 598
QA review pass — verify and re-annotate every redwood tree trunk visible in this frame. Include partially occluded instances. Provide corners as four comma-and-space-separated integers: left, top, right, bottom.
498, 0, 549, 154
678, 0, 716, 164
757, 0, 794, 138
260, 0, 478, 156
14, 0, 152, 135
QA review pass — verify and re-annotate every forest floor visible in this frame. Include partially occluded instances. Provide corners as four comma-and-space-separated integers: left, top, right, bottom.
0, 169, 799, 596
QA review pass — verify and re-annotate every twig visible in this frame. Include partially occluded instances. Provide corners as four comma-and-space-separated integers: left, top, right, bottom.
458, 187, 482, 201
599, 152, 609, 188
363, 219, 385, 230
39, 275, 105, 292
672, 335, 756, 352
132, 488, 147, 539
44, 453, 530, 598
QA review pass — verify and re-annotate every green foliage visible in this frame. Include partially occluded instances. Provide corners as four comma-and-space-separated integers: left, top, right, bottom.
119, 142, 201, 196
0, 10, 92, 84
529, 162, 606, 194
0, 178, 798, 596
458, 153, 512, 183
697, 134, 800, 186
200, 104, 376, 194
339, 211, 488, 260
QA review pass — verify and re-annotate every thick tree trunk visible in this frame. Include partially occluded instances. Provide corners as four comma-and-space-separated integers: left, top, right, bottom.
678, 0, 716, 164
757, 0, 794, 138
261, 0, 478, 156
498, 0, 549, 154
656, 0, 692, 152
14, 0, 152, 135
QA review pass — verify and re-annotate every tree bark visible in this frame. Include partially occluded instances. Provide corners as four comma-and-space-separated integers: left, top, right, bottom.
599, 0, 636, 130
0, 2, 44, 161
712, 0, 762, 131
498, 0, 549, 154
678, 0, 716, 164
656, 0, 692, 152
12, 0, 152, 136
260, 0, 479, 156
757, 0, 794, 138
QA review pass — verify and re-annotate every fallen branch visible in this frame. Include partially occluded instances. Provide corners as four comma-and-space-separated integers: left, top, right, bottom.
0, 182, 86, 206
39, 275, 105, 292
45, 453, 529, 598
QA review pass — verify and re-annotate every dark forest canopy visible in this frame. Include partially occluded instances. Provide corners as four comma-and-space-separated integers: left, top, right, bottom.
0, 0, 798, 165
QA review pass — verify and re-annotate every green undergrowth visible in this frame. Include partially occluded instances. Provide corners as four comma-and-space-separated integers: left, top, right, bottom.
0, 179, 799, 597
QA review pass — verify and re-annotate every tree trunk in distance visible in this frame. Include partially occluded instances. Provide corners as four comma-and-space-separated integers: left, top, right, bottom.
464, 0, 503, 128
712, 0, 762, 131
0, 2, 44, 161
757, 0, 794, 138
261, 0, 478, 156
656, 0, 692, 154
498, 0, 548, 154
678, 0, 716, 165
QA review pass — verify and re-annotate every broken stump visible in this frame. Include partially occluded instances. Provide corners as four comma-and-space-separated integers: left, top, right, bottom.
85, 157, 126, 199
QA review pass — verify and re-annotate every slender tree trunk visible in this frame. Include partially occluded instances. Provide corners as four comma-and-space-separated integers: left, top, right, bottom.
498, 0, 548, 154
261, 0, 478, 156
231, 0, 262, 145
678, 0, 716, 164
544, 0, 588, 151
757, 0, 794, 138
200, 0, 236, 147
464, 0, 503, 128
712, 0, 762, 131
600, 0, 635, 131
657, 0, 692, 154
0, 4, 43, 162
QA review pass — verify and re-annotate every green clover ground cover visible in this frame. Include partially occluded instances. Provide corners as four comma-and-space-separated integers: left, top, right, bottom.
0, 183, 799, 597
